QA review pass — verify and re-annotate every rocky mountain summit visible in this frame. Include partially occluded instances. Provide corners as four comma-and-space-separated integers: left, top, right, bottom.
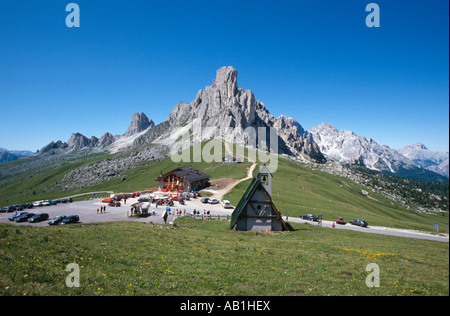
4, 66, 447, 184
146, 66, 326, 163
399, 143, 449, 178
309, 122, 449, 182
37, 112, 155, 156
309, 122, 415, 173
124, 112, 155, 137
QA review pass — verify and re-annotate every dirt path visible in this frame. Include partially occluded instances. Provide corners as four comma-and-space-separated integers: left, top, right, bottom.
201, 141, 257, 202
205, 163, 256, 202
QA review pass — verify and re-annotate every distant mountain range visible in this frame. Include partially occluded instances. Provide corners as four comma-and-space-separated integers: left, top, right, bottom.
309, 123, 449, 181
399, 143, 449, 178
2, 66, 448, 182
0, 148, 34, 163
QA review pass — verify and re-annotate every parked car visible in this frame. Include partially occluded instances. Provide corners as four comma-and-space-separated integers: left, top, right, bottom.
42, 200, 51, 206
108, 201, 121, 207
210, 199, 219, 205
48, 215, 67, 226
300, 214, 318, 222
336, 217, 345, 225
184, 192, 195, 199
15, 213, 35, 223
60, 215, 79, 225
1, 205, 17, 213
138, 197, 150, 202
201, 198, 210, 204
21, 203, 34, 209
28, 213, 50, 223
222, 200, 232, 209
350, 219, 368, 227
8, 212, 28, 221
102, 198, 114, 203
33, 201, 43, 207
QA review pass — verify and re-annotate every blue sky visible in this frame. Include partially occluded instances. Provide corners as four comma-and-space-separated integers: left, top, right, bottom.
0, 0, 448, 152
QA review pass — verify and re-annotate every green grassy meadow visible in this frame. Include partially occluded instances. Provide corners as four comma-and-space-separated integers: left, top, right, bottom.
1, 142, 448, 296
1, 145, 448, 233
0, 218, 448, 296
224, 158, 449, 234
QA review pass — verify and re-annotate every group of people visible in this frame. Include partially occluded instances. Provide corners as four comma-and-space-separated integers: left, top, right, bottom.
159, 208, 214, 224
96, 205, 106, 214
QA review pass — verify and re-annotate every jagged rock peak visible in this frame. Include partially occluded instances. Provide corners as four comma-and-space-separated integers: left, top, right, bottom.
212, 66, 238, 98
125, 112, 155, 137
162, 66, 326, 163
67, 133, 90, 149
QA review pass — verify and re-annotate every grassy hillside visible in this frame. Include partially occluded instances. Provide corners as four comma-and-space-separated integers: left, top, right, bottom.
0, 218, 448, 296
224, 158, 449, 233
1, 142, 448, 233
0, 141, 251, 205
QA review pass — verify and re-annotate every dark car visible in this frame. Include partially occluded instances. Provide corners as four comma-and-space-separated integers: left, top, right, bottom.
1, 205, 17, 213
48, 215, 67, 226
21, 203, 34, 209
350, 219, 368, 227
14, 213, 35, 223
28, 213, 50, 223
201, 198, 210, 204
8, 212, 28, 221
108, 201, 121, 207
60, 215, 79, 225
138, 197, 150, 202
300, 214, 318, 222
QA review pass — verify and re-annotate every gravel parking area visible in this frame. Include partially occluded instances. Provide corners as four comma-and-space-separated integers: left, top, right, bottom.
0, 197, 233, 227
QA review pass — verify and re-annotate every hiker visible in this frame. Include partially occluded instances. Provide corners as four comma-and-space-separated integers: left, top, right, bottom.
97, 208, 99, 214
332, 222, 335, 229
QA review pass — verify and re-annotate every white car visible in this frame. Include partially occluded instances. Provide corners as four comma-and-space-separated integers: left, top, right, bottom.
33, 201, 43, 207
222, 200, 232, 209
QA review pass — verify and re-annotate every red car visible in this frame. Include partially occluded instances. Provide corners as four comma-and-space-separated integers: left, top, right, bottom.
102, 198, 114, 203
108, 201, 121, 207
336, 217, 345, 225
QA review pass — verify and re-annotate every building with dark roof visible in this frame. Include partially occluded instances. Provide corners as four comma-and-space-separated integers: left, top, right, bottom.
230, 166, 289, 231
156, 166, 210, 192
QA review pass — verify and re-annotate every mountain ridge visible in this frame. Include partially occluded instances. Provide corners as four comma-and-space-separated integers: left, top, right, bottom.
3, 66, 448, 183
309, 122, 449, 181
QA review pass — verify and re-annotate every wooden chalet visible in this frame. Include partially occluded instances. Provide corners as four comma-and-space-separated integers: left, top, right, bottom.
156, 166, 210, 192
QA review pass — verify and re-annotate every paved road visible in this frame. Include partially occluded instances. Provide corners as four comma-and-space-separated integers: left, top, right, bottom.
1, 197, 448, 243
283, 216, 449, 243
